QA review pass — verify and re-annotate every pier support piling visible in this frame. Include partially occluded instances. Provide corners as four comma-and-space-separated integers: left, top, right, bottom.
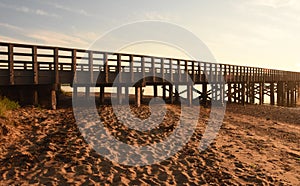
202, 83, 208, 106
125, 87, 129, 99
241, 83, 246, 105
162, 85, 166, 100
117, 86, 122, 105
277, 82, 285, 106
270, 83, 275, 105
33, 89, 38, 106
100, 86, 105, 104
175, 85, 180, 103
187, 84, 192, 106
228, 83, 232, 103
51, 90, 57, 110
169, 85, 173, 103
153, 85, 157, 97
135, 86, 141, 107
259, 83, 264, 105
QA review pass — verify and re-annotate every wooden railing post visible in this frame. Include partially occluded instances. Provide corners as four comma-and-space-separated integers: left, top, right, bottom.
32, 46, 38, 85
203, 63, 207, 82
104, 53, 108, 83
151, 57, 155, 82
8, 44, 14, 85
161, 58, 165, 82
185, 60, 188, 82
198, 62, 201, 82
54, 48, 59, 85
141, 56, 145, 82
170, 59, 173, 82
191, 61, 195, 82
178, 60, 181, 82
117, 53, 122, 83
72, 49, 77, 83
89, 51, 94, 84
209, 63, 213, 83
130, 55, 134, 83
32, 46, 38, 105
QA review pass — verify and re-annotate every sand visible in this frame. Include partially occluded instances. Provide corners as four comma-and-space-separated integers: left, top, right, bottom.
0, 102, 299, 185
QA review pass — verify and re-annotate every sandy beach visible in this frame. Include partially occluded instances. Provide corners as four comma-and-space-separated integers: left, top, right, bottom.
0, 101, 299, 185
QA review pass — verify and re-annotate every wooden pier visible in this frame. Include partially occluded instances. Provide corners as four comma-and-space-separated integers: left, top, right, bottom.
0, 42, 300, 109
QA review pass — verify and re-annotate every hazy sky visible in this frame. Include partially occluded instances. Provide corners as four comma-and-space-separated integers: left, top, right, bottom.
1, 0, 300, 71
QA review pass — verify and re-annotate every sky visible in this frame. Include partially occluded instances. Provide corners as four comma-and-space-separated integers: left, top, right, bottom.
0, 0, 300, 71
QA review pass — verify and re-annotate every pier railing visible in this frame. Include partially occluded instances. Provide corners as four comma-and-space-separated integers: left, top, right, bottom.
1, 42, 300, 86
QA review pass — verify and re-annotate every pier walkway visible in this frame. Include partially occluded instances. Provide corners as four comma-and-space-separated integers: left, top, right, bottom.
0, 42, 299, 109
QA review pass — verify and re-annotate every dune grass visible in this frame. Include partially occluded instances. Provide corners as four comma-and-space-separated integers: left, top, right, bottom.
0, 97, 20, 117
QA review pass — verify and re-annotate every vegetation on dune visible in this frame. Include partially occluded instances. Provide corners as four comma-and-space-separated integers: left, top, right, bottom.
0, 97, 20, 117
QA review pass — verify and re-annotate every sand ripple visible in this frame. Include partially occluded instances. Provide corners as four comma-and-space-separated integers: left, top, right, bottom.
0, 104, 299, 185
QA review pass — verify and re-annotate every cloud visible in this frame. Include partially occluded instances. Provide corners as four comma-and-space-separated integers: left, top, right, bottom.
142, 11, 176, 21
248, 0, 296, 8
231, 0, 300, 12
47, 2, 92, 17
0, 35, 24, 43
72, 31, 99, 42
35, 9, 52, 16
0, 22, 94, 48
27, 30, 90, 47
16, 6, 30, 13
0, 2, 59, 18
0, 23, 23, 32
0, 26, 94, 49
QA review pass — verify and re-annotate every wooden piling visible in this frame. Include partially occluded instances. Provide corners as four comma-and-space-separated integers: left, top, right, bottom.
288, 82, 296, 107
187, 84, 192, 106
202, 83, 208, 105
51, 90, 57, 110
162, 85, 166, 100
125, 87, 129, 99
291, 89, 295, 107
233, 84, 237, 103
175, 85, 180, 103
277, 82, 284, 106
153, 85, 157, 97
220, 83, 225, 104
287, 88, 290, 107
270, 83, 275, 105
297, 83, 300, 100
238, 83, 242, 104
100, 86, 105, 104
250, 83, 255, 104
259, 83, 264, 105
117, 86, 122, 105
33, 89, 38, 106
169, 85, 173, 103
135, 86, 141, 107
241, 83, 246, 105
86, 86, 90, 99
73, 86, 78, 98
228, 83, 232, 103
140, 87, 143, 103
